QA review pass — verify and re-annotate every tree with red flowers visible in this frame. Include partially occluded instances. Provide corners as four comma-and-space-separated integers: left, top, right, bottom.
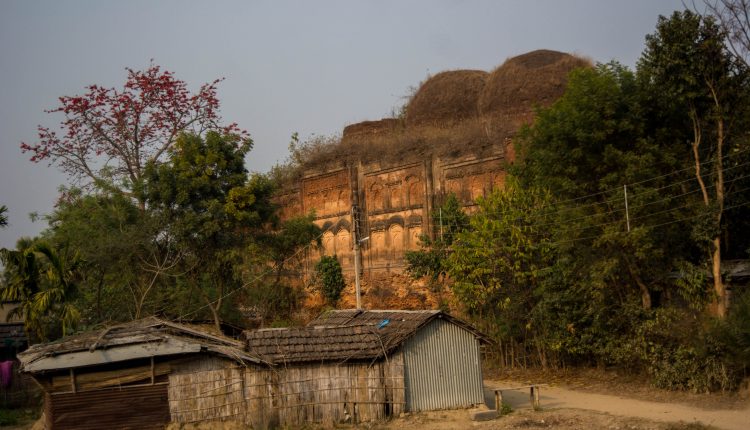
21, 63, 247, 206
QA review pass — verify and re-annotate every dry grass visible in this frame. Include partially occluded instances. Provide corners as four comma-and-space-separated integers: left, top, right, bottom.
405, 70, 488, 126
295, 117, 514, 172
478, 49, 592, 117
278, 50, 589, 177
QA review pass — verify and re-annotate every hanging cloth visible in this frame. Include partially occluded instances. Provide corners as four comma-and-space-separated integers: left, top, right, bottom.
0, 360, 13, 388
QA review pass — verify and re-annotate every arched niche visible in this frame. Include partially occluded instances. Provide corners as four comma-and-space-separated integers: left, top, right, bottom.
470, 175, 486, 202
322, 231, 335, 256
388, 183, 403, 210
371, 230, 386, 261
388, 224, 404, 256
406, 175, 423, 207
407, 225, 423, 250
335, 228, 352, 266
369, 182, 384, 212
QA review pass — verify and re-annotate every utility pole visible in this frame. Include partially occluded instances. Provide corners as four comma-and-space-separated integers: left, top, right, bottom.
352, 205, 363, 309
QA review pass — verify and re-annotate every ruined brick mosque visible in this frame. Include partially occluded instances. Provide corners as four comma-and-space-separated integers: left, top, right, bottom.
275, 50, 591, 309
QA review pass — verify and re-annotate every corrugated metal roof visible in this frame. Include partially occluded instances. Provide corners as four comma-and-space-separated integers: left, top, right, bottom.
19, 317, 261, 372
309, 309, 489, 343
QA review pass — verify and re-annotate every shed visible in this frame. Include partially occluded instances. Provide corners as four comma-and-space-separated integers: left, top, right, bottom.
18, 317, 263, 430
308, 309, 488, 412
244, 309, 488, 426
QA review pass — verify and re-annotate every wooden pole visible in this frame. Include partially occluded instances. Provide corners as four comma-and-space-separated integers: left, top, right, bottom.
69, 369, 76, 393
495, 390, 503, 416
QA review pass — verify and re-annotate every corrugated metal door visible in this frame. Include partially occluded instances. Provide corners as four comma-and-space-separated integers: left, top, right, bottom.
45, 384, 170, 430
403, 319, 483, 411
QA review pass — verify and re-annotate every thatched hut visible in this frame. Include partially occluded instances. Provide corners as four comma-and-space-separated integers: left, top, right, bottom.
18, 317, 264, 430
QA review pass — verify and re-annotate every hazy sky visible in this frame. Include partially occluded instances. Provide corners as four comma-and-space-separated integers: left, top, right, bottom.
0, 0, 688, 249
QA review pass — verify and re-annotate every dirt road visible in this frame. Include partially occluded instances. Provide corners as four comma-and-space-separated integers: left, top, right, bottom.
485, 380, 750, 430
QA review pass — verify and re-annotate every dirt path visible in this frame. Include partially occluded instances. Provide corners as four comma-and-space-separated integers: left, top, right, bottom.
486, 380, 750, 430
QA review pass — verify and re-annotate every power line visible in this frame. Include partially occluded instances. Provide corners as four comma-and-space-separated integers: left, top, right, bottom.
544, 148, 750, 210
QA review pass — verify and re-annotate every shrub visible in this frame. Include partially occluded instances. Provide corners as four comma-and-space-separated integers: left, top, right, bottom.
315, 256, 345, 305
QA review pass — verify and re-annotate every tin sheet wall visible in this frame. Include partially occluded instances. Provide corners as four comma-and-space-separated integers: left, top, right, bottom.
403, 319, 483, 411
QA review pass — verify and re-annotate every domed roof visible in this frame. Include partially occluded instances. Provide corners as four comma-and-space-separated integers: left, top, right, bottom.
405, 69, 488, 126
478, 49, 591, 117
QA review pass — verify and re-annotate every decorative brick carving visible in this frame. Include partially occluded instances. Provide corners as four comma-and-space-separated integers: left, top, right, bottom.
302, 170, 350, 219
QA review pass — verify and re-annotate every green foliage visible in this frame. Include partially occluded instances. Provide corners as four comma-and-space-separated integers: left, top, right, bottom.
142, 131, 270, 327
454, 11, 750, 386
315, 255, 345, 305
0, 239, 82, 341
405, 194, 468, 287
446, 179, 555, 356
41, 188, 166, 323
500, 402, 513, 415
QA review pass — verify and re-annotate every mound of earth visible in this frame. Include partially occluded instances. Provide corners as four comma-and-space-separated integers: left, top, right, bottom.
405, 70, 488, 126
478, 49, 591, 118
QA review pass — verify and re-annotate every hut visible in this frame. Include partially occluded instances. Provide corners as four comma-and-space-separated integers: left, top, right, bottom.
244, 309, 488, 427
18, 317, 264, 430
19, 310, 488, 429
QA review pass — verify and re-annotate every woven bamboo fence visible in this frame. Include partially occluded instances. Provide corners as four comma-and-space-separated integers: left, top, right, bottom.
167, 352, 405, 429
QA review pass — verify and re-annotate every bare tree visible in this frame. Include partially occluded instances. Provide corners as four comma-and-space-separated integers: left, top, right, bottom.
704, 0, 750, 65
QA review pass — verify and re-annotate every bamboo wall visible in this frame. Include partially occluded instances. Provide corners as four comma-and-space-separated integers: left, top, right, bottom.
168, 366, 246, 424
269, 352, 405, 427
167, 353, 405, 429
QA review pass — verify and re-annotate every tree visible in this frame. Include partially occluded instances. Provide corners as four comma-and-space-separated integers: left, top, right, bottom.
1, 239, 82, 341
517, 62, 686, 312
405, 194, 469, 289
143, 131, 266, 330
21, 63, 246, 206
704, 0, 750, 66
638, 10, 750, 316
259, 214, 322, 283
43, 188, 177, 322
445, 179, 556, 366
315, 255, 345, 305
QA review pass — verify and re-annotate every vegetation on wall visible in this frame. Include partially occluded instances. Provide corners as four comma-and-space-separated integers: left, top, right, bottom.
315, 255, 346, 305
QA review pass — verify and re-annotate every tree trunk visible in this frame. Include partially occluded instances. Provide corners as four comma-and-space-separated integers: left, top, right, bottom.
711, 239, 727, 317
691, 103, 727, 318
625, 257, 651, 310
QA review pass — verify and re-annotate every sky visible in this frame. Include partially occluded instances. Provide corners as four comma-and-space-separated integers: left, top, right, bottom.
0, 0, 689, 249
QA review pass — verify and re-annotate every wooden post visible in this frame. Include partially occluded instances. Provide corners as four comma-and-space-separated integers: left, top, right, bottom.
69, 369, 76, 393
495, 390, 503, 416
529, 386, 533, 408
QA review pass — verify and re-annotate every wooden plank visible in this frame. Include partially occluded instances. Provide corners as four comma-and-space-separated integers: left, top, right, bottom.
51, 362, 172, 392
